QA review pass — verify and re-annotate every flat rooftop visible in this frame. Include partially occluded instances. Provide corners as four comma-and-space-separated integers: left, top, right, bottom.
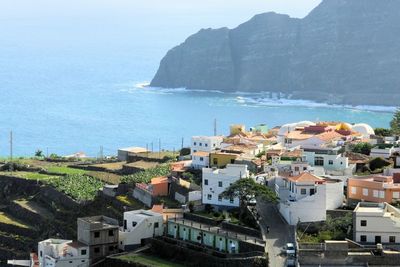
168, 218, 264, 247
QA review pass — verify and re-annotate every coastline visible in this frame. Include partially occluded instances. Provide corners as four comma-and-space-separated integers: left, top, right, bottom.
136, 82, 396, 114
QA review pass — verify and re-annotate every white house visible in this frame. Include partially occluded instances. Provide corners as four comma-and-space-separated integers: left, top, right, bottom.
303, 146, 349, 172
191, 136, 223, 155
119, 210, 164, 251
353, 202, 400, 245
202, 164, 249, 209
38, 239, 89, 267
191, 151, 210, 169
370, 145, 395, 159
276, 173, 344, 225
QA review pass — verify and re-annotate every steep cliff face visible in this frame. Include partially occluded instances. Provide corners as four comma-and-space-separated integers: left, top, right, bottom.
151, 0, 400, 106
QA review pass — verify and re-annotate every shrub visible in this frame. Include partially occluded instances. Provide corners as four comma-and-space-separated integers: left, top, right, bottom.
369, 157, 391, 171
350, 142, 373, 155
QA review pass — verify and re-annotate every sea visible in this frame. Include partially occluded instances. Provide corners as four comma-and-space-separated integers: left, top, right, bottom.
0, 4, 394, 157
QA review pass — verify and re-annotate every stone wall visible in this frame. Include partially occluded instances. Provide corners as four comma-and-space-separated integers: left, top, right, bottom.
183, 212, 222, 226
221, 221, 262, 239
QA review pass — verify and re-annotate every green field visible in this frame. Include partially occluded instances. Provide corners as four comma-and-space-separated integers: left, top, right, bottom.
116, 253, 183, 267
46, 166, 87, 175
0, 212, 31, 229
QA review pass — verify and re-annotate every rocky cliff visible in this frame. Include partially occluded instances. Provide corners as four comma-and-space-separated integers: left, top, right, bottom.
151, 0, 400, 106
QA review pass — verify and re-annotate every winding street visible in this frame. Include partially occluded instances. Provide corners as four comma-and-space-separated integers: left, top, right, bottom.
256, 200, 295, 267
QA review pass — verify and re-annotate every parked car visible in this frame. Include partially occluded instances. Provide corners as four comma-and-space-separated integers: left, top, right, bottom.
286, 243, 296, 256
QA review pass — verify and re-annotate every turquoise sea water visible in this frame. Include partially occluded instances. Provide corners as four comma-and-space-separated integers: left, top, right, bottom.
0, 9, 393, 157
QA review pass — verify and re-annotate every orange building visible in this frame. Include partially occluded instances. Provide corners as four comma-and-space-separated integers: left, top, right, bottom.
347, 175, 400, 205
150, 176, 169, 196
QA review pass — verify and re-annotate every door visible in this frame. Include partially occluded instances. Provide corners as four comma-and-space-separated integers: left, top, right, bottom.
375, 236, 381, 244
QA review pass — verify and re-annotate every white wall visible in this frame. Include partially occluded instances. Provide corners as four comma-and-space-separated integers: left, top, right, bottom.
192, 155, 209, 169
303, 151, 348, 171
191, 136, 223, 154
355, 209, 400, 243
202, 164, 249, 207
119, 211, 164, 250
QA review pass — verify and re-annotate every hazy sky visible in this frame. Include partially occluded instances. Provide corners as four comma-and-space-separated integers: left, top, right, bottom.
0, 0, 321, 28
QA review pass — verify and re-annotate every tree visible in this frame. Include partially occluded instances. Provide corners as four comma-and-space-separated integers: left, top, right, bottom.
374, 128, 392, 137
390, 108, 400, 135
35, 149, 43, 157
350, 142, 373, 155
219, 178, 277, 221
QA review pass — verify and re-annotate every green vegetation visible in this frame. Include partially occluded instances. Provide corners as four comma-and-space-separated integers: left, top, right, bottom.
390, 108, 400, 135
350, 142, 373, 155
154, 196, 181, 208
374, 128, 393, 137
121, 164, 170, 184
48, 174, 104, 201
369, 157, 392, 172
298, 214, 352, 243
116, 195, 142, 209
35, 149, 44, 157
0, 171, 56, 181
46, 166, 87, 175
116, 253, 184, 267
220, 178, 277, 221
256, 151, 266, 158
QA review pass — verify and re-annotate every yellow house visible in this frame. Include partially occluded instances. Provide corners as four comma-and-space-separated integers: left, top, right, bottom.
210, 152, 239, 168
230, 124, 246, 135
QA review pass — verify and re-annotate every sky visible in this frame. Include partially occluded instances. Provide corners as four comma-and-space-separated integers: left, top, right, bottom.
0, 0, 322, 28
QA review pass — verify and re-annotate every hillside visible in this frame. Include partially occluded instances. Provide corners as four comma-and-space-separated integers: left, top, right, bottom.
151, 0, 400, 106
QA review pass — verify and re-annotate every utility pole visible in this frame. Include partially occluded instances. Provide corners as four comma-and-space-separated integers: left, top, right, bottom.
9, 131, 13, 173
158, 138, 161, 159
146, 143, 149, 157
99, 146, 104, 161
46, 147, 49, 158
214, 118, 217, 136
151, 142, 154, 152
181, 137, 184, 150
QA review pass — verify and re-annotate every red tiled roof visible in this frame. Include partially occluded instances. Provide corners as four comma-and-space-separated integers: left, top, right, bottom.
288, 172, 324, 183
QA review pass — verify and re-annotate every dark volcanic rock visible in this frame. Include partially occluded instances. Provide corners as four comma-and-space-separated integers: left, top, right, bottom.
151, 0, 400, 106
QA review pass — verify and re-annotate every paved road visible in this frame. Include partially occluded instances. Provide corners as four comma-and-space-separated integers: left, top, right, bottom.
256, 200, 295, 267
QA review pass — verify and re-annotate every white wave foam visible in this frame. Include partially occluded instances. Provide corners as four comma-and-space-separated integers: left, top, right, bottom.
234, 96, 396, 113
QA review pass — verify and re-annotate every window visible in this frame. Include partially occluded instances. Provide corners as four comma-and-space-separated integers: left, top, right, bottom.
81, 249, 87, 256
363, 188, 368, 196
361, 220, 367, 227
295, 167, 299, 171
204, 179, 208, 185
301, 188, 307, 195
205, 144, 208, 147
154, 222, 159, 228
218, 181, 223, 187
132, 221, 137, 227
213, 158, 218, 165
108, 230, 114, 236
213, 144, 216, 147
40, 251, 42, 257
199, 143, 202, 146
81, 260, 85, 263
351, 187, 357, 194
218, 196, 222, 201
193, 150, 197, 153
315, 157, 324, 166
379, 191, 385, 199
360, 235, 367, 242
69, 261, 73, 264
328, 160, 334, 165
94, 247, 100, 254
373, 190, 379, 198
229, 197, 234, 203
310, 188, 315, 196
109, 246, 114, 251
303, 167, 307, 170
394, 192, 400, 199
94, 231, 100, 238
390, 236, 396, 243
194, 142, 197, 146
230, 159, 235, 164
200, 157, 204, 161
207, 194, 212, 200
